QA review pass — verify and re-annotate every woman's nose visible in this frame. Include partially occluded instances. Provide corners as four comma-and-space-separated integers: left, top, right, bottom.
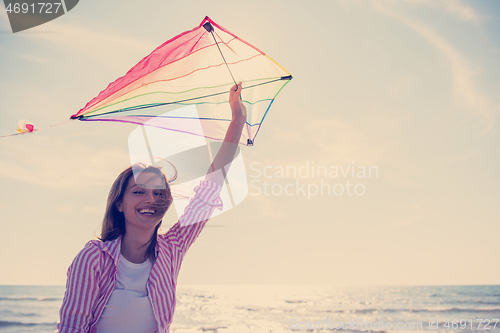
145, 190, 155, 203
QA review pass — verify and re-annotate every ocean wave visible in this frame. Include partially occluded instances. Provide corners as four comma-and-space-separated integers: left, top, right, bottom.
0, 296, 62, 301
193, 294, 215, 299
453, 300, 500, 306
315, 307, 500, 314
235, 307, 258, 311
0, 309, 37, 317
403, 307, 500, 313
0, 320, 56, 328
423, 291, 500, 298
199, 326, 227, 332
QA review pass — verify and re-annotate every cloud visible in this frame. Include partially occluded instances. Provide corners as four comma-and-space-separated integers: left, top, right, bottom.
267, 117, 386, 167
0, 5, 8, 22
0, 134, 129, 189
18, 19, 158, 71
373, 0, 495, 134
438, 0, 484, 22
246, 193, 287, 220
401, 0, 484, 22
16, 53, 48, 63
391, 213, 424, 228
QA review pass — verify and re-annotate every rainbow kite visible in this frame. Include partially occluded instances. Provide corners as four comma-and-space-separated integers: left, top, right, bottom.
70, 16, 292, 146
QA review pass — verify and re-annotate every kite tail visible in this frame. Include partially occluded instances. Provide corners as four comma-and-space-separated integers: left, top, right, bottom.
0, 119, 74, 139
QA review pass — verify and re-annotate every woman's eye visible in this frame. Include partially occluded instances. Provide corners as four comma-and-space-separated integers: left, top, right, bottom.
154, 192, 163, 197
133, 191, 143, 194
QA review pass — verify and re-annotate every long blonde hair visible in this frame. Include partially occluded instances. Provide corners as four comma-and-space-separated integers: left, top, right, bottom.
99, 163, 175, 262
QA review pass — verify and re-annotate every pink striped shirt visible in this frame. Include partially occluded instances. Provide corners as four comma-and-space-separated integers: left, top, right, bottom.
55, 180, 223, 333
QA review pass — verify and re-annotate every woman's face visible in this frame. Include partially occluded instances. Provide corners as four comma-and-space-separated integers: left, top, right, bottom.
117, 171, 166, 232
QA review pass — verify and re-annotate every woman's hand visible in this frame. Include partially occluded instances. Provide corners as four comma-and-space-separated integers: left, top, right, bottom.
229, 82, 247, 125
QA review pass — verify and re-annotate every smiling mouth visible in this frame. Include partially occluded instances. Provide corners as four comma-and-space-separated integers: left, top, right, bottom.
138, 209, 156, 215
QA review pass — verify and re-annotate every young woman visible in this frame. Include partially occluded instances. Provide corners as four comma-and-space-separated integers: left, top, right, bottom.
56, 83, 246, 333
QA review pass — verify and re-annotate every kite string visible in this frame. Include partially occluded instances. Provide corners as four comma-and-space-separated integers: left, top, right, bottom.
209, 31, 238, 89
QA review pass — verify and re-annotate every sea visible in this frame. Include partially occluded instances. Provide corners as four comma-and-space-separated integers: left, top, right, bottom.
0, 285, 499, 333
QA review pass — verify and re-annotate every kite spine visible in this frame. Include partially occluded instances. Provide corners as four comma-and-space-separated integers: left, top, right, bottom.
203, 22, 238, 89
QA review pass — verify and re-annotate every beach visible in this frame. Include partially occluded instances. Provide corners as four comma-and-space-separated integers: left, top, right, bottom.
1, 285, 499, 332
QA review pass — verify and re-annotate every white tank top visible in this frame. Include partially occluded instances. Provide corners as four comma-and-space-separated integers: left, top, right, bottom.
95, 254, 157, 333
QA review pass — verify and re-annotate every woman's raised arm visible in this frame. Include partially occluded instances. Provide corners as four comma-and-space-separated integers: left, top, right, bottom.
205, 82, 246, 187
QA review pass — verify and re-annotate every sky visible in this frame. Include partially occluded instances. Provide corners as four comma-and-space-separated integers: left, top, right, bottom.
0, 0, 499, 286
